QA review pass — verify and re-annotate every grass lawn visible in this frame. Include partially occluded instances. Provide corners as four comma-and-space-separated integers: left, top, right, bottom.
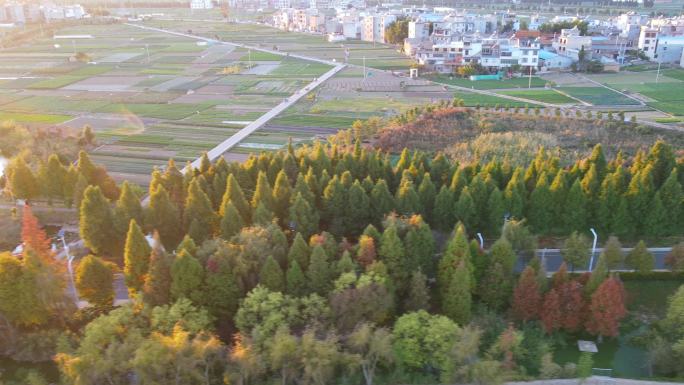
655, 117, 682, 123
429, 74, 547, 90
2, 96, 110, 114
27, 75, 86, 89
68, 65, 114, 76
624, 279, 683, 316
556, 87, 640, 106
649, 102, 684, 116
496, 89, 576, 104
663, 68, 684, 81
0, 111, 72, 124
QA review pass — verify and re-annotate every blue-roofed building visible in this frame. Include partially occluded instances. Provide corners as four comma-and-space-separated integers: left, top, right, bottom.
538, 49, 573, 70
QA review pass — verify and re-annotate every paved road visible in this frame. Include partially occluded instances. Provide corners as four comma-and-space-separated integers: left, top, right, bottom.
516, 247, 672, 274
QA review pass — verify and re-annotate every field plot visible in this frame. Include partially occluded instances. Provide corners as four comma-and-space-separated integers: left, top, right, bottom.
495, 89, 576, 104
429, 74, 548, 89
555, 86, 640, 106
0, 22, 333, 182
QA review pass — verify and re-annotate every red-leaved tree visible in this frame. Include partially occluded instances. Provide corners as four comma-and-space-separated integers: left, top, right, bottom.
558, 280, 586, 333
586, 276, 627, 338
512, 266, 541, 322
551, 262, 569, 289
21, 205, 52, 260
541, 288, 562, 334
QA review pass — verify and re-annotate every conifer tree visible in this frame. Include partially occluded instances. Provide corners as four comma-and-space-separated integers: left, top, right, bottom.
455, 187, 477, 231
504, 168, 526, 219
541, 288, 562, 334
404, 216, 436, 276
170, 249, 204, 304
203, 256, 241, 320
143, 235, 173, 306
220, 200, 244, 240
322, 175, 347, 234
601, 236, 623, 271
76, 255, 114, 307
585, 255, 608, 295
528, 173, 553, 233
511, 266, 541, 322
433, 185, 455, 231
404, 270, 430, 312
438, 225, 473, 301
370, 179, 395, 225
286, 259, 307, 296
644, 191, 667, 237
586, 277, 627, 338
347, 181, 370, 236
478, 261, 510, 310
80, 185, 116, 256
449, 168, 468, 196
395, 179, 422, 216
356, 234, 377, 268
123, 219, 151, 294
659, 169, 683, 235
253, 201, 275, 226
289, 193, 320, 239
183, 179, 218, 242
293, 173, 315, 206
563, 179, 587, 233
418, 173, 436, 218
288, 233, 311, 270
443, 261, 471, 325
260, 255, 285, 292
43, 154, 67, 204
146, 184, 182, 251
549, 169, 568, 223
561, 231, 590, 271
307, 245, 331, 295
221, 174, 250, 223
625, 240, 654, 272
252, 171, 274, 211
115, 181, 143, 237
379, 224, 407, 288
486, 187, 505, 237
272, 170, 292, 223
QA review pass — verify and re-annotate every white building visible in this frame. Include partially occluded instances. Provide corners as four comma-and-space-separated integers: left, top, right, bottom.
408, 20, 430, 40
553, 26, 592, 61
190, 0, 214, 9
361, 13, 396, 43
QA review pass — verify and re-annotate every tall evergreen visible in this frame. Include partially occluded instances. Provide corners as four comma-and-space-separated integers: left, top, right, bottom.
170, 249, 204, 304
418, 173, 437, 218
220, 200, 245, 240
438, 225, 473, 301
442, 261, 472, 325
455, 187, 477, 231
404, 216, 436, 276
123, 219, 151, 294
433, 186, 455, 231
288, 233, 311, 270
286, 259, 307, 296
369, 179, 395, 225
143, 236, 173, 306
307, 245, 331, 295
644, 191, 667, 237
486, 187, 505, 237
322, 175, 347, 234
183, 178, 218, 243
379, 224, 407, 289
395, 179, 422, 216
272, 170, 292, 223
115, 181, 143, 236
259, 255, 285, 292
289, 192, 320, 239
145, 184, 182, 251
659, 169, 683, 235
346, 181, 371, 236
563, 179, 587, 233
79, 185, 116, 257
528, 173, 553, 233
252, 171, 274, 211
220, 174, 250, 223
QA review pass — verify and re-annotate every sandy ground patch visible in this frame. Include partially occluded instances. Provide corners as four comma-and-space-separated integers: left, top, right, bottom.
223, 152, 249, 162
540, 72, 594, 87
64, 76, 147, 92
194, 84, 236, 94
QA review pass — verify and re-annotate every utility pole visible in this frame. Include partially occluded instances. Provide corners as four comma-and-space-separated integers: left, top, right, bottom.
528, 65, 532, 88
656, 59, 661, 83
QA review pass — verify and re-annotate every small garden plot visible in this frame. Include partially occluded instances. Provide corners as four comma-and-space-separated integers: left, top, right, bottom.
622, 83, 684, 103
95, 102, 214, 120
0, 93, 29, 107
168, 77, 218, 92
134, 76, 175, 88
67, 65, 114, 77
2, 96, 110, 114
269, 60, 331, 77
149, 76, 200, 92
269, 114, 358, 128
496, 89, 576, 104
555, 87, 640, 105
27, 75, 87, 90
0, 112, 72, 124
347, 57, 413, 71
182, 108, 264, 125
452, 91, 537, 108
155, 55, 198, 64
429, 74, 548, 89
242, 63, 280, 75
239, 51, 283, 61
64, 76, 147, 92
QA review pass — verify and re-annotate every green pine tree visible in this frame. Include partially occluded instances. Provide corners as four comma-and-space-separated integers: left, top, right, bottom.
170, 249, 204, 304
220, 200, 245, 240
259, 255, 285, 292
79, 185, 116, 257
563, 179, 587, 233
145, 185, 182, 251
442, 261, 471, 325
289, 193, 320, 239
455, 187, 477, 231
286, 259, 307, 296
433, 185, 455, 231
307, 245, 331, 295
123, 219, 151, 294
626, 240, 654, 272
220, 174, 250, 224
378, 224, 407, 289
183, 179, 218, 243
272, 170, 292, 223
288, 233, 311, 270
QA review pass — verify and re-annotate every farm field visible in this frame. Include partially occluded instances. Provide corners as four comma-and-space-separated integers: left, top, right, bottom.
555, 86, 640, 106
495, 89, 576, 104
0, 22, 339, 183
428, 74, 548, 89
